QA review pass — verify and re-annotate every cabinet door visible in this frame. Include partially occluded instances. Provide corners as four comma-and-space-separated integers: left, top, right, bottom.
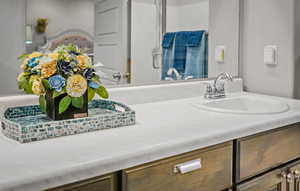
46, 173, 118, 191
236, 123, 300, 182
236, 169, 287, 191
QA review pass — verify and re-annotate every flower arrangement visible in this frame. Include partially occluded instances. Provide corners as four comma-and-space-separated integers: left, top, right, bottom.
18, 44, 108, 119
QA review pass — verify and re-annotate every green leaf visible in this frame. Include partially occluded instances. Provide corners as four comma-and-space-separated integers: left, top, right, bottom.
96, 86, 109, 99
18, 76, 28, 89
92, 75, 101, 83
42, 79, 51, 90
39, 95, 46, 113
72, 96, 84, 109
88, 87, 96, 102
18, 54, 29, 60
59, 96, 71, 114
53, 89, 66, 98
24, 80, 33, 94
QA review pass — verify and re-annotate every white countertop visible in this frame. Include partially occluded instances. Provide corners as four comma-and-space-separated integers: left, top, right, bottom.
1, 92, 300, 191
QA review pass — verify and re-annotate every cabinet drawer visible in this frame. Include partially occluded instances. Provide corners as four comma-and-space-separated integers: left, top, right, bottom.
46, 173, 118, 191
236, 123, 300, 182
123, 142, 232, 191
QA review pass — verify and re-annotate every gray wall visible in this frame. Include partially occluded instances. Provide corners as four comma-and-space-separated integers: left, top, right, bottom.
209, 0, 240, 77
241, 0, 295, 98
0, 0, 25, 96
294, 0, 300, 98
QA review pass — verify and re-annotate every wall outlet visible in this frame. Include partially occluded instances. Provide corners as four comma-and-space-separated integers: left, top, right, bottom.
264, 45, 277, 65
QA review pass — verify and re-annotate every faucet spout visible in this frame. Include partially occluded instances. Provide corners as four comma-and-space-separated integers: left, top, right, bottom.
214, 72, 233, 88
204, 72, 234, 99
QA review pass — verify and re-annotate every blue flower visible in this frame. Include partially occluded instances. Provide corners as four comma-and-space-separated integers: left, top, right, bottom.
89, 81, 100, 89
83, 68, 95, 80
57, 60, 72, 74
28, 57, 39, 68
49, 75, 66, 92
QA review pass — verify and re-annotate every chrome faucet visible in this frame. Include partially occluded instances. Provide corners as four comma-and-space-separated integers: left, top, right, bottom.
204, 72, 233, 99
166, 68, 182, 80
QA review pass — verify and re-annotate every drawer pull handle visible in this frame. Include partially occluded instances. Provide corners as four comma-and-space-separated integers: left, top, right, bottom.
173, 159, 202, 174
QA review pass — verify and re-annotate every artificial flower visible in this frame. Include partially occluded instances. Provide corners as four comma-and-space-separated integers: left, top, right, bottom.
28, 57, 40, 68
76, 55, 90, 69
88, 81, 100, 89
49, 75, 66, 92
41, 60, 57, 78
48, 53, 59, 60
66, 74, 87, 97
83, 68, 95, 80
57, 60, 73, 74
28, 52, 43, 59
29, 75, 40, 82
31, 77, 44, 95
21, 59, 29, 70
17, 72, 26, 81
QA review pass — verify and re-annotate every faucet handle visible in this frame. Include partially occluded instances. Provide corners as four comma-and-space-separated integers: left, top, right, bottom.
204, 82, 213, 93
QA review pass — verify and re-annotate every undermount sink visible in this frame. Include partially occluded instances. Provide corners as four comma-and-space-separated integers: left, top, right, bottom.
193, 94, 290, 115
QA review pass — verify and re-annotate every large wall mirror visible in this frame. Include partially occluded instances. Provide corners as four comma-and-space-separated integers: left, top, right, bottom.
0, 0, 239, 96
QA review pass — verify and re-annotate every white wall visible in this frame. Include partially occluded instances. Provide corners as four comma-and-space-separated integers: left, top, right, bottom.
166, 0, 209, 32
27, 0, 95, 37
209, 0, 240, 77
241, 0, 295, 98
0, 0, 26, 96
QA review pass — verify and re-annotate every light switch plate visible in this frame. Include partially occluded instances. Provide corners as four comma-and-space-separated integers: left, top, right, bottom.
215, 46, 225, 63
264, 45, 277, 65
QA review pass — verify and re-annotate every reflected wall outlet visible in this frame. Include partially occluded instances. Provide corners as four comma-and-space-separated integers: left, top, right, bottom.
215, 46, 225, 63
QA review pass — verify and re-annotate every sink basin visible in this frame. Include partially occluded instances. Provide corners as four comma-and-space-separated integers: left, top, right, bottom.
193, 95, 290, 115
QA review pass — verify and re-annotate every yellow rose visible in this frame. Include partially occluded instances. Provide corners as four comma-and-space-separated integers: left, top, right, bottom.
29, 75, 40, 82
41, 60, 57, 78
76, 55, 90, 70
48, 53, 59, 60
66, 75, 87, 97
29, 52, 43, 59
32, 80, 44, 95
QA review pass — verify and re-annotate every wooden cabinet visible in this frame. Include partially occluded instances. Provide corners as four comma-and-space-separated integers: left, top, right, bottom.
236, 168, 286, 191
235, 123, 300, 182
46, 173, 118, 191
123, 142, 232, 191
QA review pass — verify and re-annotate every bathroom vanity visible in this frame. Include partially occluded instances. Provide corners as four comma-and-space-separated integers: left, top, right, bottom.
1, 80, 300, 191
45, 123, 300, 191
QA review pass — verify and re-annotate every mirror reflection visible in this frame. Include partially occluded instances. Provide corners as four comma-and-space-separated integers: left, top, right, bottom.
0, 0, 239, 96
24, 0, 209, 86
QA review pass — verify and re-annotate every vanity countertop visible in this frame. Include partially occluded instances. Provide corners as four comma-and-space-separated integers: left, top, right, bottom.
1, 92, 300, 191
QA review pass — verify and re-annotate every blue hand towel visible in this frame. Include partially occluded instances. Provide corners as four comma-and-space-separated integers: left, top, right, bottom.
184, 31, 208, 79
187, 31, 204, 47
161, 33, 176, 80
162, 32, 176, 49
173, 31, 189, 74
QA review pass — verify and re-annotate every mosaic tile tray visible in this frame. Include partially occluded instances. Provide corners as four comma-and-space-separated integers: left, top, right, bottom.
0, 100, 136, 143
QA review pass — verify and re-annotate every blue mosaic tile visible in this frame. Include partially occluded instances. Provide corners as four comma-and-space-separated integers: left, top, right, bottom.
1, 100, 136, 143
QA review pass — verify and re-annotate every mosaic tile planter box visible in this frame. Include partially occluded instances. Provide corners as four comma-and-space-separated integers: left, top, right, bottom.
1, 100, 136, 143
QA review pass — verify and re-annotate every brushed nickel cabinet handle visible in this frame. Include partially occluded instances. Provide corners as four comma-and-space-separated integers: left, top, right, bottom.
294, 170, 300, 179
280, 171, 288, 191
173, 159, 202, 174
